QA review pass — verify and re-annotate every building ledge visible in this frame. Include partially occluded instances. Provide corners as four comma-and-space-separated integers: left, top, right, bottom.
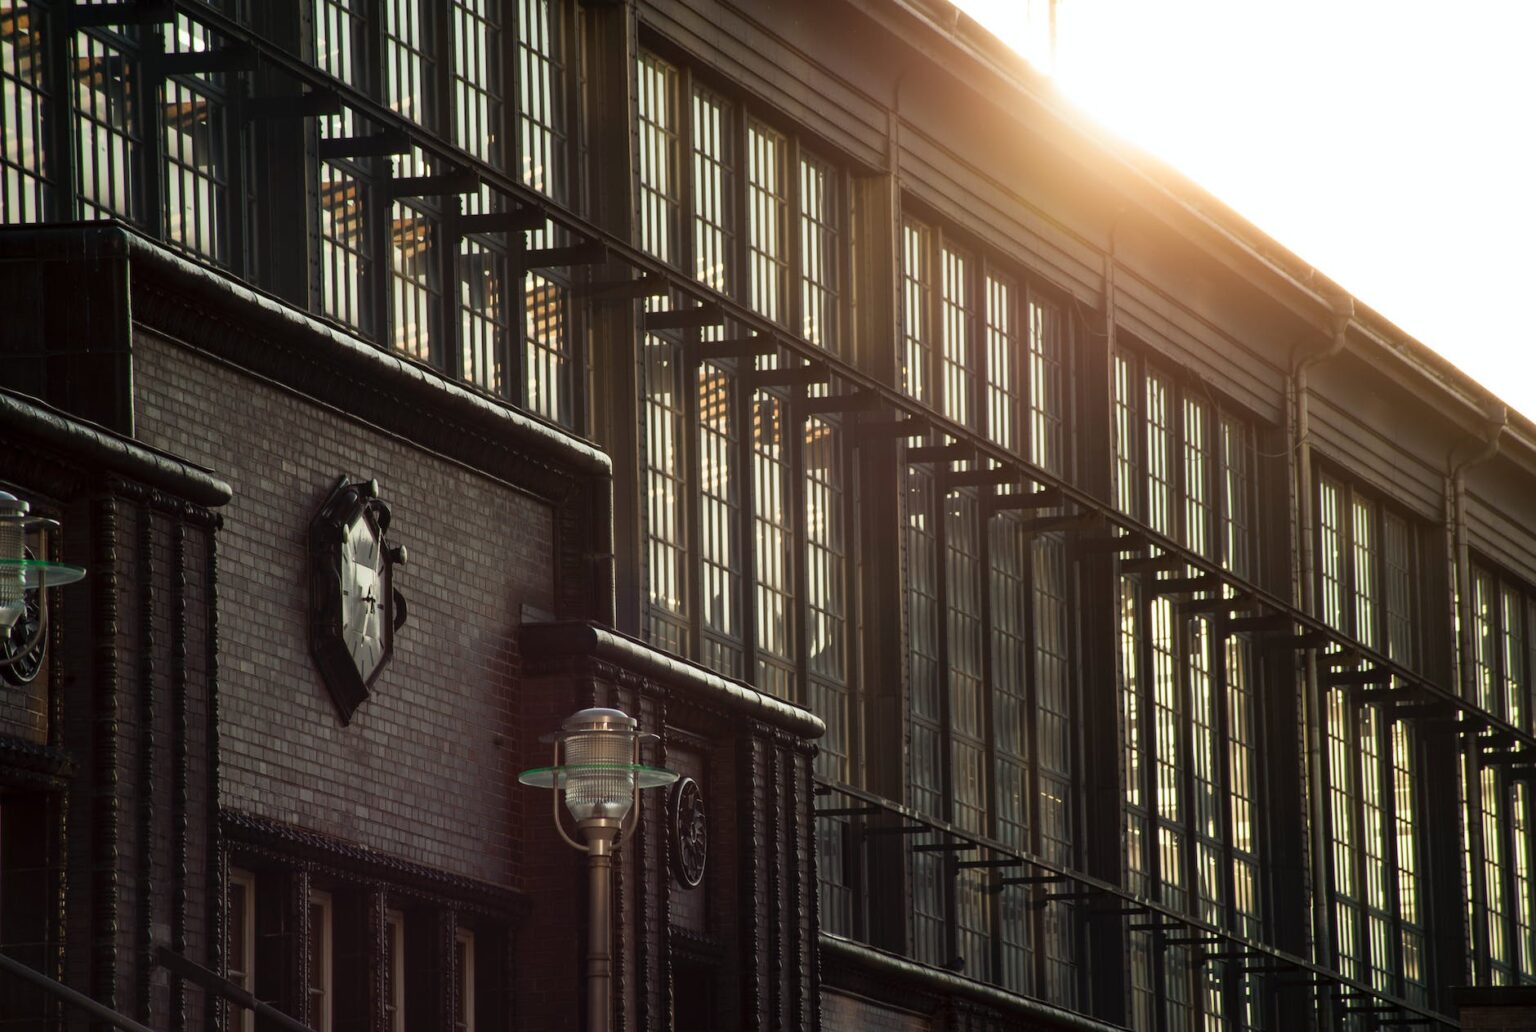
0, 387, 232, 507
820, 934, 1128, 1031
520, 620, 826, 741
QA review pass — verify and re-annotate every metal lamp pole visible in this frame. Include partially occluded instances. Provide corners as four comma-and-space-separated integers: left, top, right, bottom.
518, 707, 677, 1032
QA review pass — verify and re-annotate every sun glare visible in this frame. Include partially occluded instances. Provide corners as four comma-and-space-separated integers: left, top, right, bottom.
954, 0, 1536, 420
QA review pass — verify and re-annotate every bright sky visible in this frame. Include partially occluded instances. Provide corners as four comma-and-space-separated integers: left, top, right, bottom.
955, 0, 1536, 422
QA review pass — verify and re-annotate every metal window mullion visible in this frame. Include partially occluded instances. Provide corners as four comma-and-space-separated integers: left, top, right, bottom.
430, 0, 458, 377
789, 391, 809, 705
42, 1, 76, 221
1212, 616, 1243, 1025
683, 340, 705, 661
1132, 567, 1172, 1031
139, 24, 166, 233
364, 0, 389, 344
1466, 743, 1492, 982
1497, 764, 1520, 984
1024, 503, 1050, 996
978, 487, 1003, 986
931, 471, 958, 967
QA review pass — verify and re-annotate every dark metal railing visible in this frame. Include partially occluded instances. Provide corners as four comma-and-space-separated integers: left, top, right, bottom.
812, 781, 1457, 1029
0, 947, 316, 1032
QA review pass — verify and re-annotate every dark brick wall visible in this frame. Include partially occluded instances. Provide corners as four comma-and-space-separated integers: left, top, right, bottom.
823, 991, 931, 1032
131, 330, 555, 885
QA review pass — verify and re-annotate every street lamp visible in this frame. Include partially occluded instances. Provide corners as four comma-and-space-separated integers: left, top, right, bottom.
0, 490, 85, 677
517, 707, 677, 1032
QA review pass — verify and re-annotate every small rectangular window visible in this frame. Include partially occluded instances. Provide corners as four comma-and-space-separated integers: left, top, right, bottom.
227, 870, 256, 1032
454, 928, 476, 1032
307, 890, 333, 1032
384, 909, 405, 1032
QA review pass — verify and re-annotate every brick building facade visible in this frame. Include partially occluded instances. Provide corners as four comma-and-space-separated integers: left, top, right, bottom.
1, 1, 1534, 1030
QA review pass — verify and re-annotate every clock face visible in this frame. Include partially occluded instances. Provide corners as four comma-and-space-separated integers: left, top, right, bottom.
310, 477, 404, 725
340, 513, 387, 684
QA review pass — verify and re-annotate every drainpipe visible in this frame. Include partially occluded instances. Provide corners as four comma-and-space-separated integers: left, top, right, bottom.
1448, 405, 1507, 700
1444, 401, 1505, 992
1288, 294, 1352, 1015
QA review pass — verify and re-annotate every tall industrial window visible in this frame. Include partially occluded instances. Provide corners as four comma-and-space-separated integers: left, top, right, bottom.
453, 0, 508, 396
901, 218, 931, 403
161, 15, 228, 262
634, 54, 848, 714
1, 1, 49, 223
745, 120, 795, 700
516, 0, 570, 424
900, 226, 1081, 1001
691, 83, 741, 678
314, 0, 371, 334
1317, 474, 1426, 1003
74, 25, 141, 222
799, 152, 839, 353
753, 383, 795, 700
1114, 348, 1264, 1027
746, 120, 787, 325
635, 51, 687, 654
383, 0, 440, 364
1468, 564, 1536, 985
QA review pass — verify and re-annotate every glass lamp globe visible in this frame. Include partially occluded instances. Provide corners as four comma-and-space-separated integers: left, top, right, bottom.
0, 490, 85, 631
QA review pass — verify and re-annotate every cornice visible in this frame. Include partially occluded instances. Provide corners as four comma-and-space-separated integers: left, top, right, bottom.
521, 620, 827, 741
0, 733, 75, 790
220, 809, 527, 919
118, 227, 611, 499
0, 387, 232, 508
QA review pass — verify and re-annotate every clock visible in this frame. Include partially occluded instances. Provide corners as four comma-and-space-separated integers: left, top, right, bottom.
309, 477, 407, 724
0, 547, 46, 686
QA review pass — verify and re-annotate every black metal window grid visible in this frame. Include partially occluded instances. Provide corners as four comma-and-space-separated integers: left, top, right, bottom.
896, 213, 1083, 1004
633, 49, 853, 719
1466, 562, 1536, 986
2, 2, 49, 222
1114, 347, 1266, 1029
1317, 473, 1428, 1009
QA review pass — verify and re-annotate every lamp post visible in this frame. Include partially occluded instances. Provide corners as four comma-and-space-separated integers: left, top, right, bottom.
518, 707, 677, 1032
0, 490, 85, 675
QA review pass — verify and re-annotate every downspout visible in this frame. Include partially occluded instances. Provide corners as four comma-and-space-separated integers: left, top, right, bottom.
1445, 401, 1506, 990
1448, 405, 1507, 700
1289, 294, 1352, 1011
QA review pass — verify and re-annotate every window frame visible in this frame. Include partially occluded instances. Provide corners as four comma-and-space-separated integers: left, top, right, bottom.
1314, 469, 1429, 1002
227, 868, 257, 1032
1467, 560, 1536, 985
307, 888, 334, 1032
1113, 344, 1268, 1027
633, 46, 855, 713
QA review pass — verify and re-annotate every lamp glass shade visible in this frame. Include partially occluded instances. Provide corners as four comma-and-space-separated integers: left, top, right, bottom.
564, 728, 637, 821
518, 764, 678, 792
0, 559, 87, 590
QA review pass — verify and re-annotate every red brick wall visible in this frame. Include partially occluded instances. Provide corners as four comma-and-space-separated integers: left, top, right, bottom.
132, 331, 555, 885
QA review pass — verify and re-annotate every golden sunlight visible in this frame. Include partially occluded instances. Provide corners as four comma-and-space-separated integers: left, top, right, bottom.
955, 0, 1536, 419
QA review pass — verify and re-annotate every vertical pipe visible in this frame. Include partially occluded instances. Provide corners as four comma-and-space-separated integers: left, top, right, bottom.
586, 830, 614, 1032
1290, 298, 1350, 1027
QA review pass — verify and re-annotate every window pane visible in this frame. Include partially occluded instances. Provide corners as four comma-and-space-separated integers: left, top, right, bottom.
799, 154, 838, 353
74, 30, 140, 222
901, 220, 930, 402
939, 246, 971, 427
1, 2, 49, 223
746, 122, 786, 323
